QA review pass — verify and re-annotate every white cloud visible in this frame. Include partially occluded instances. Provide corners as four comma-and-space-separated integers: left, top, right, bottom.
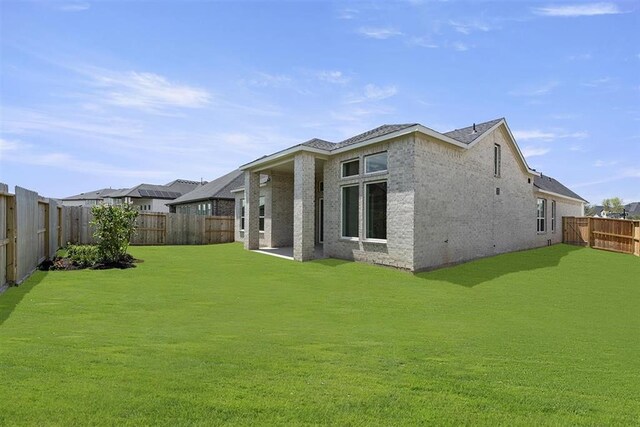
57, 2, 90, 11
247, 72, 292, 88
0, 138, 20, 152
508, 81, 559, 97
522, 146, 551, 157
407, 37, 439, 48
513, 130, 588, 141
582, 77, 612, 87
594, 160, 618, 167
338, 8, 359, 20
364, 84, 397, 100
451, 42, 469, 52
317, 70, 350, 84
87, 68, 211, 111
568, 53, 592, 61
357, 27, 403, 39
534, 3, 623, 17
449, 20, 492, 35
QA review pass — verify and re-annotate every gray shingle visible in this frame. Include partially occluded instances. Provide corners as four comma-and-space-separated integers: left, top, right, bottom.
301, 138, 335, 150
167, 170, 244, 205
443, 118, 503, 144
534, 175, 587, 202
332, 124, 418, 150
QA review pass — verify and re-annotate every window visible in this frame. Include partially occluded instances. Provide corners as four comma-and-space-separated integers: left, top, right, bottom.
365, 152, 388, 174
551, 200, 556, 233
537, 198, 546, 233
341, 185, 359, 238
240, 198, 245, 231
259, 196, 265, 232
341, 159, 359, 178
366, 181, 387, 240
494, 144, 501, 177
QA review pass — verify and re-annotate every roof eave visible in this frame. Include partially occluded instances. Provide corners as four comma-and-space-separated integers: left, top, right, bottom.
535, 188, 587, 204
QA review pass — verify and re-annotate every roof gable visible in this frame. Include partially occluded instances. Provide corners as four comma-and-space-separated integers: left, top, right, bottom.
167, 170, 244, 205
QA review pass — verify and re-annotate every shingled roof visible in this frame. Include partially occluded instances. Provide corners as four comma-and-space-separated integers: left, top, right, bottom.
63, 188, 121, 201
167, 170, 244, 205
534, 175, 587, 202
443, 118, 503, 144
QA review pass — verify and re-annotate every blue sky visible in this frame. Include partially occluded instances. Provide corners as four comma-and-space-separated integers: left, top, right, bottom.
1, 1, 639, 204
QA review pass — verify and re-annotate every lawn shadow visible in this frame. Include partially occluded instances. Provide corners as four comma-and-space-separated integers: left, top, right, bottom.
310, 258, 353, 268
0, 272, 47, 327
416, 244, 585, 288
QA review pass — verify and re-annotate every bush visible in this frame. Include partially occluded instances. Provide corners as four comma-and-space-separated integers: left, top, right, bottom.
90, 204, 139, 264
67, 244, 100, 268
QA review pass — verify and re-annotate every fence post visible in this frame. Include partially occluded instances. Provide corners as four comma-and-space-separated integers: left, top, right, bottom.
587, 217, 593, 248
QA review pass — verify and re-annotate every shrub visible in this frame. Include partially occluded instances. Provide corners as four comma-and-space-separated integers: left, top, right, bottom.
90, 204, 139, 264
67, 244, 100, 268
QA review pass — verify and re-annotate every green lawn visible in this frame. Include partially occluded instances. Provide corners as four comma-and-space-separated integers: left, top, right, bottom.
1, 244, 639, 425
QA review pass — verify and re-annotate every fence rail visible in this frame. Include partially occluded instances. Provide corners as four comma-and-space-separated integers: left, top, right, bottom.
63, 206, 234, 246
563, 216, 640, 257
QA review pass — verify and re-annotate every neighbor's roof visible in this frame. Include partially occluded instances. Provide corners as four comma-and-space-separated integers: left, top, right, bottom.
63, 188, 121, 201
167, 170, 244, 205
105, 180, 202, 200
534, 175, 587, 202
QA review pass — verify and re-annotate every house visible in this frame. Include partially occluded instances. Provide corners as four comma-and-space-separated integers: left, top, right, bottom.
594, 202, 640, 219
100, 180, 204, 212
61, 188, 123, 207
166, 170, 244, 216
233, 117, 586, 272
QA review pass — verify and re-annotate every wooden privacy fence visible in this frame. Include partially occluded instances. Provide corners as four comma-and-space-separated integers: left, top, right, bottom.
1, 183, 62, 287
563, 216, 640, 257
64, 206, 234, 246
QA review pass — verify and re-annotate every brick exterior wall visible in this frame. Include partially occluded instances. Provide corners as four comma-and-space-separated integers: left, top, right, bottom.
237, 123, 583, 271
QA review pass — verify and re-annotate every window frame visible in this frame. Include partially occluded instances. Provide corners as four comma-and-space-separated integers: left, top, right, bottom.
364, 179, 388, 243
341, 159, 360, 178
494, 144, 501, 177
551, 200, 556, 233
340, 184, 360, 240
537, 198, 547, 234
239, 198, 245, 231
364, 151, 388, 175
259, 196, 265, 232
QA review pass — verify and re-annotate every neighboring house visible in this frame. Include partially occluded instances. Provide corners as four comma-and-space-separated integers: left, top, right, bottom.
102, 179, 203, 212
166, 170, 244, 216
61, 188, 123, 207
233, 117, 587, 272
64, 180, 203, 211
594, 202, 640, 219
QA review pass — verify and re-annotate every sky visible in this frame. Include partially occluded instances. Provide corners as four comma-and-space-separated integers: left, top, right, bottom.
1, 0, 639, 204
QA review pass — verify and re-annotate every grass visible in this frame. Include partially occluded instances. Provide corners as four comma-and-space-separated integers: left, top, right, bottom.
1, 243, 639, 425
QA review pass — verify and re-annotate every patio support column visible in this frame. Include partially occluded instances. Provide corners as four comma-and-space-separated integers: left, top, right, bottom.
293, 153, 315, 261
244, 170, 260, 250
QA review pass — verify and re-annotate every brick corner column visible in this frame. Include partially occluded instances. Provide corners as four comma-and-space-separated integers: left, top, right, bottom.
244, 171, 260, 250
293, 153, 315, 261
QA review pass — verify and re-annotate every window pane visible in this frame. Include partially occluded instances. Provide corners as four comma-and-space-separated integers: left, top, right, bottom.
342, 160, 359, 177
342, 186, 359, 237
366, 182, 387, 239
365, 152, 388, 173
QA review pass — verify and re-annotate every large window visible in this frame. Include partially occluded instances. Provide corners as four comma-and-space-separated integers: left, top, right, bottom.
341, 159, 359, 178
366, 181, 387, 240
537, 198, 546, 233
494, 144, 501, 177
551, 200, 556, 233
364, 152, 388, 174
239, 197, 265, 232
341, 185, 359, 238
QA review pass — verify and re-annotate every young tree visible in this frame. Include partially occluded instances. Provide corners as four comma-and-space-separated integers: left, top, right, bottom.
90, 204, 139, 264
602, 197, 625, 216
